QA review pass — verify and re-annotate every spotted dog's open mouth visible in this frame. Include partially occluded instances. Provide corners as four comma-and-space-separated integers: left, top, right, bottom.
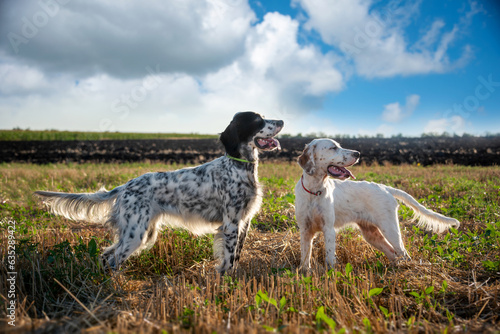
327, 165, 356, 179
255, 137, 281, 150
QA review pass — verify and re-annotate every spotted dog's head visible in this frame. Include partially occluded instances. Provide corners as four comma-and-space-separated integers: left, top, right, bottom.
298, 138, 360, 180
220, 112, 284, 159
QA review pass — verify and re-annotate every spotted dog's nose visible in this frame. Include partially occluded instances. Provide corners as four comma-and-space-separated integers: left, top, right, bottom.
352, 151, 360, 159
275, 120, 284, 132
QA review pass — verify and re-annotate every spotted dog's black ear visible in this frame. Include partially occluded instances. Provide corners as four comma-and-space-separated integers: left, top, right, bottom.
220, 112, 265, 158
220, 121, 241, 158
298, 144, 316, 175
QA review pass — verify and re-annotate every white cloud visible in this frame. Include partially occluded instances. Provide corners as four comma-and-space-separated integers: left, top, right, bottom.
202, 13, 344, 115
424, 115, 467, 134
0, 62, 48, 94
382, 94, 420, 122
414, 19, 445, 51
295, 0, 477, 78
375, 123, 395, 135
382, 102, 403, 123
405, 94, 420, 112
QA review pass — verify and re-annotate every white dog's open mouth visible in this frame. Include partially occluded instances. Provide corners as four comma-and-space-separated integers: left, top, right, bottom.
255, 137, 281, 150
327, 165, 355, 179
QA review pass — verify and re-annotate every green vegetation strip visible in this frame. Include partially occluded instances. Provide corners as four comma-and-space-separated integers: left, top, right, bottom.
0, 129, 217, 141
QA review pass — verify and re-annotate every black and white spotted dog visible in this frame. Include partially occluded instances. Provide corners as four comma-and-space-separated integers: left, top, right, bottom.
35, 112, 284, 273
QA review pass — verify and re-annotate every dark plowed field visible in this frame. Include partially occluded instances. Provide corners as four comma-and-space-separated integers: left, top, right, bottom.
1, 137, 499, 165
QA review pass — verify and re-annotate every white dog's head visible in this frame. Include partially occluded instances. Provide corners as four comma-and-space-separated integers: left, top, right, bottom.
298, 138, 360, 180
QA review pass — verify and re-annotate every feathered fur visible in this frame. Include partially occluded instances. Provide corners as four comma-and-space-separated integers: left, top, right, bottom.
386, 187, 459, 234
34, 187, 122, 223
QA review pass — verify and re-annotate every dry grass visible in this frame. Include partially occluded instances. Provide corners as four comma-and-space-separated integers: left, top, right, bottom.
0, 162, 499, 333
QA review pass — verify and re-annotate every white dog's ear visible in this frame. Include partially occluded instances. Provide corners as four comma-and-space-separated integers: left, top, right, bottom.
298, 144, 316, 175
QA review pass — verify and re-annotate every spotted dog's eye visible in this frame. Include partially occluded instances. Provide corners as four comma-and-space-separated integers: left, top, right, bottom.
330, 147, 338, 150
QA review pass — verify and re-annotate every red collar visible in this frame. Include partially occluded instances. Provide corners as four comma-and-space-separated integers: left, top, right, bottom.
301, 175, 322, 196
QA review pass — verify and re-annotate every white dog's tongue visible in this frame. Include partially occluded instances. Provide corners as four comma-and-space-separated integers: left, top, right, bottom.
328, 166, 355, 179
346, 168, 355, 179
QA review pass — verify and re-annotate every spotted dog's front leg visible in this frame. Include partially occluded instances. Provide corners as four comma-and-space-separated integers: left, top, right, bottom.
234, 219, 251, 265
214, 217, 240, 274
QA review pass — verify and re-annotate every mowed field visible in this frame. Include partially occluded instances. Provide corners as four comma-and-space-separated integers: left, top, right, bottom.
0, 162, 499, 333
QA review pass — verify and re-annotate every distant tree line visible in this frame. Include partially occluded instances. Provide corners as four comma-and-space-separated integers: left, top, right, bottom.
278, 132, 500, 139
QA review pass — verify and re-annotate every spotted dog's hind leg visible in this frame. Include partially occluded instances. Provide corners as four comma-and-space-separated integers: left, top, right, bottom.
102, 243, 119, 269
104, 200, 156, 269
101, 207, 121, 269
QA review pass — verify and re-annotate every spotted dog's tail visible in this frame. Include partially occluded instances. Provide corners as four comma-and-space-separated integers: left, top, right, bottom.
34, 186, 123, 223
387, 187, 460, 234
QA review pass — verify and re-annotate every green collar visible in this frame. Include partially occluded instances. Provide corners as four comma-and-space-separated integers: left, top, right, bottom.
226, 154, 256, 164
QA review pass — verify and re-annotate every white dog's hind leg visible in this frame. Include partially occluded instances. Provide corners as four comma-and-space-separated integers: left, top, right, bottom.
358, 222, 397, 260
359, 219, 410, 261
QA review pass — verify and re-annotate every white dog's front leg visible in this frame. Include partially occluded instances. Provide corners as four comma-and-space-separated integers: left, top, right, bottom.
324, 222, 337, 270
299, 228, 315, 273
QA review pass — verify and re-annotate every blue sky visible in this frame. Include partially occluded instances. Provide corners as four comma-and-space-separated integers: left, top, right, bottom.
1, 0, 499, 136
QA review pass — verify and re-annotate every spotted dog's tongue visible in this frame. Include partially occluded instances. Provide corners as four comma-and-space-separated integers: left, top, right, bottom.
257, 138, 281, 150
327, 166, 355, 179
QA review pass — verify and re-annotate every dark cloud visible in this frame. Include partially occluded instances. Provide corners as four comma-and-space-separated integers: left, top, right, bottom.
0, 0, 254, 79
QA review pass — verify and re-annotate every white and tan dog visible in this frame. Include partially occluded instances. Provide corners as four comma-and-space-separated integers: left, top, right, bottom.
294, 138, 460, 272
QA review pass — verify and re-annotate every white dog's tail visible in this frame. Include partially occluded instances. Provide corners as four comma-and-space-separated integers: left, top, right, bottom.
387, 187, 460, 234
34, 186, 123, 223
